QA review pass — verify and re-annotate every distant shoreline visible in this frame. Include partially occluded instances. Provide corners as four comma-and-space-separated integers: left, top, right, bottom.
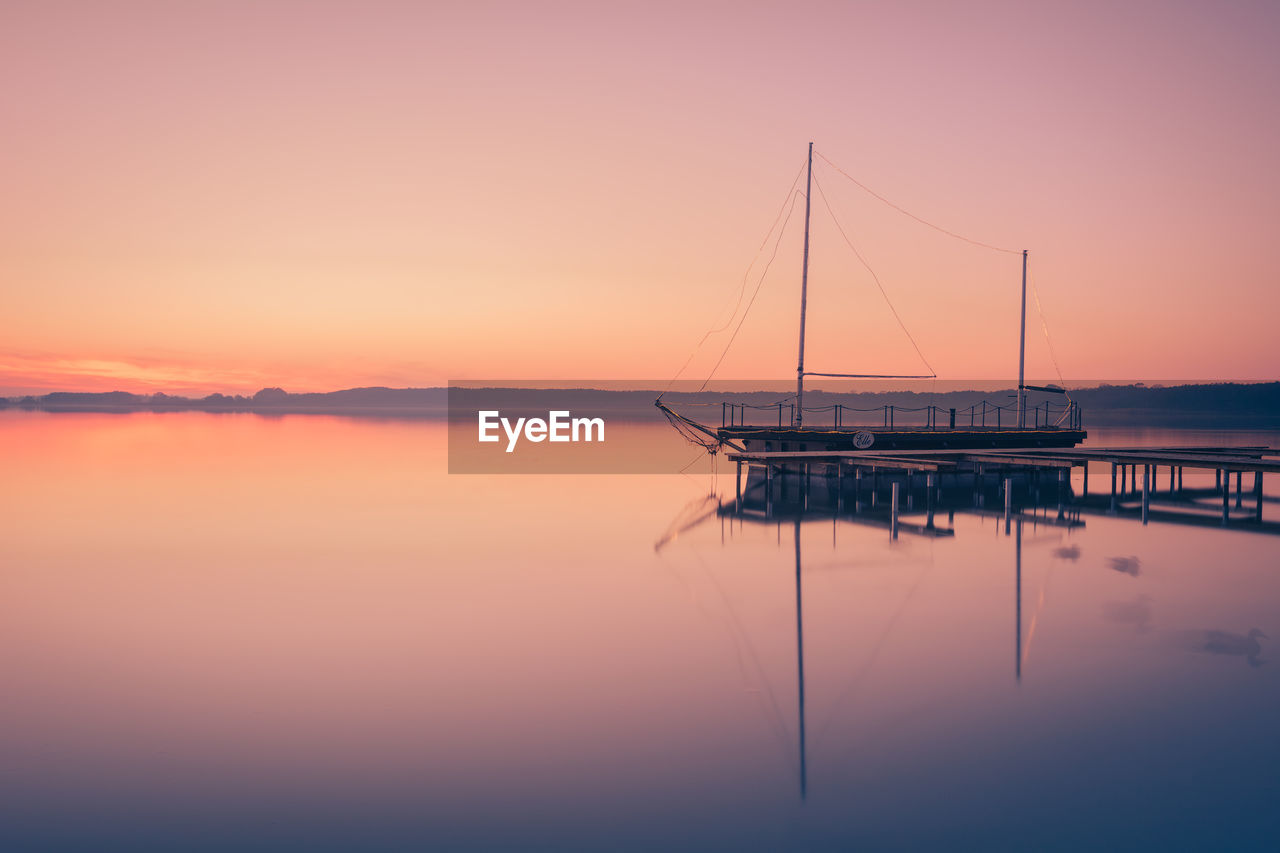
4, 382, 1279, 429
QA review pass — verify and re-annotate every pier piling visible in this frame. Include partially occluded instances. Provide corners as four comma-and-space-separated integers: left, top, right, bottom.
1142, 465, 1150, 525
890, 482, 900, 540
1004, 476, 1013, 531
1222, 469, 1229, 525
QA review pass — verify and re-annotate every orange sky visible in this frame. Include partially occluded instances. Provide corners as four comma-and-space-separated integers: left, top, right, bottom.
3, 0, 1279, 395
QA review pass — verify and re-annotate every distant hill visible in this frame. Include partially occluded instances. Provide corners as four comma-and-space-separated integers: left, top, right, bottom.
3, 382, 1279, 428
2, 386, 448, 415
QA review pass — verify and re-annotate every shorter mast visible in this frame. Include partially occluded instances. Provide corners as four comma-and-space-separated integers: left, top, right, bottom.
796, 142, 814, 426
1017, 249, 1027, 429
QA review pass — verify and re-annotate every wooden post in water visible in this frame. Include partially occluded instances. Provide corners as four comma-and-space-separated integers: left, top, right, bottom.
1222, 469, 1229, 525
1236, 471, 1243, 509
1004, 476, 1013, 532
1082, 462, 1089, 497
1110, 463, 1117, 514
1142, 464, 1150, 525
1256, 472, 1264, 522
890, 482, 899, 540
766, 464, 773, 517
1121, 464, 1127, 495
735, 460, 742, 506
926, 473, 935, 529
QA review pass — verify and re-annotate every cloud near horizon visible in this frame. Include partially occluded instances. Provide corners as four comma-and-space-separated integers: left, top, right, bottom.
0, 352, 436, 397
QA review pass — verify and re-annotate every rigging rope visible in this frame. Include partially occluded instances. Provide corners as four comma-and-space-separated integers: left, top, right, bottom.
811, 172, 936, 378
816, 150, 1021, 255
815, 150, 1076, 424
697, 188, 805, 393
659, 159, 807, 400
1026, 263, 1074, 424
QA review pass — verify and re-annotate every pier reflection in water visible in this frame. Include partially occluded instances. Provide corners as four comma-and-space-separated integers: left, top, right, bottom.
660, 458, 1279, 841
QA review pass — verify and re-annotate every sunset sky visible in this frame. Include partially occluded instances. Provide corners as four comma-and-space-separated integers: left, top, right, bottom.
3, 0, 1279, 395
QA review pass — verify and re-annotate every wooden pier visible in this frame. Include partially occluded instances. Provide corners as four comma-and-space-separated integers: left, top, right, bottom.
725, 445, 1280, 536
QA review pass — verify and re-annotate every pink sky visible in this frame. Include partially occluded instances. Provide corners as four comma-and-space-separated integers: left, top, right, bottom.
2, 0, 1278, 395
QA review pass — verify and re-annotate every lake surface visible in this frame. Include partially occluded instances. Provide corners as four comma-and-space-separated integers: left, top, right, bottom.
3, 412, 1278, 850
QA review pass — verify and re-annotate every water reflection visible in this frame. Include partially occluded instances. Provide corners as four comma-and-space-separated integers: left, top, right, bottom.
1102, 596, 1155, 633
671, 486, 1055, 799
1175, 628, 1268, 667
1052, 544, 1081, 561
1107, 555, 1142, 577
665, 459, 1279, 807
2, 413, 1278, 850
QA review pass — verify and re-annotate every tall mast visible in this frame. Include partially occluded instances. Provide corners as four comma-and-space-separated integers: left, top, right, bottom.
796, 142, 813, 426
1017, 249, 1027, 429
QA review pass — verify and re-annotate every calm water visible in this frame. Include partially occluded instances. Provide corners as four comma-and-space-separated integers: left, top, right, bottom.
3, 412, 1279, 851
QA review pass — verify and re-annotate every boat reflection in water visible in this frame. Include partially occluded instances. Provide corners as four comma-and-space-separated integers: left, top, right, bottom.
656, 463, 1277, 805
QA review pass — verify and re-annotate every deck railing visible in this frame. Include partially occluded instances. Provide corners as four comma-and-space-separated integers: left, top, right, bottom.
720, 399, 1083, 431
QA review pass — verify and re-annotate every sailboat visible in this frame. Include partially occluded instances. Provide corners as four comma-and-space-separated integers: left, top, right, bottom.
657, 143, 1086, 454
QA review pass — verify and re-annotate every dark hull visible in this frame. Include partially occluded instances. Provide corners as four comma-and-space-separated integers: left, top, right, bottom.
718, 426, 1086, 452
